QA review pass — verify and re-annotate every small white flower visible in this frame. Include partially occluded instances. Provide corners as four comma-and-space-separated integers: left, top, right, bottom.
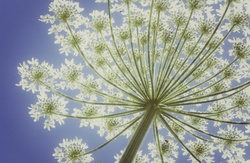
53, 137, 93, 163
148, 136, 179, 162
183, 139, 215, 163
98, 117, 123, 140
72, 104, 105, 129
56, 59, 84, 90
215, 125, 248, 160
29, 93, 68, 130
16, 58, 56, 93
47, 0, 84, 24
89, 10, 109, 32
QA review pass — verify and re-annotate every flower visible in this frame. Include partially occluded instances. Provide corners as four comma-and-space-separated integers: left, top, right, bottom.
29, 93, 68, 130
148, 136, 179, 163
183, 140, 215, 163
98, 117, 124, 140
215, 125, 249, 160
16, 58, 56, 93
17, 0, 250, 162
56, 59, 84, 90
89, 10, 109, 32
53, 137, 93, 163
72, 104, 105, 129
39, 0, 85, 28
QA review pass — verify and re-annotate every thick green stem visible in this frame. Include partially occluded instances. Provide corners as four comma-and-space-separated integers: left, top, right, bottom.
120, 104, 158, 162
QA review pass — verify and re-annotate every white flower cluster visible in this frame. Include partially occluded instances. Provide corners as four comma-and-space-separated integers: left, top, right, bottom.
53, 137, 93, 163
17, 0, 250, 162
17, 58, 56, 93
29, 93, 68, 130
148, 136, 179, 163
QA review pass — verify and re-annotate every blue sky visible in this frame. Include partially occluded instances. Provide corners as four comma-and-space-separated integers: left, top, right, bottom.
1, 0, 250, 163
0, 1, 126, 162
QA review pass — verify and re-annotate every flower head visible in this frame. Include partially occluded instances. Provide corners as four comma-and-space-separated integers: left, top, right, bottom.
233, 41, 250, 60
184, 140, 214, 163
29, 93, 68, 130
40, 0, 84, 29
90, 10, 109, 32
229, 12, 249, 29
148, 136, 179, 163
57, 59, 84, 90
215, 125, 248, 160
53, 137, 93, 163
16, 58, 55, 93
198, 20, 214, 35
18, 0, 250, 162
154, 0, 169, 12
187, 0, 204, 10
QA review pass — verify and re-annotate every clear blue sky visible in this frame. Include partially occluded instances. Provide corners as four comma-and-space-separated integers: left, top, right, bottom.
1, 1, 250, 163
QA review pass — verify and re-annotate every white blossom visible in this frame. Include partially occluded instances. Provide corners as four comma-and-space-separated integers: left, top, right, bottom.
29, 93, 68, 130
17, 0, 250, 162
16, 58, 56, 93
53, 137, 93, 163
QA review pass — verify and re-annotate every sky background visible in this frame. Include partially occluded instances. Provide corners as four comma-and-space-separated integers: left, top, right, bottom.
0, 1, 128, 162
1, 0, 250, 163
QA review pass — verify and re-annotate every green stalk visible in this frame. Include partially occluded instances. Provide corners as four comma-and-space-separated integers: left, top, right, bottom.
41, 81, 142, 106
100, 32, 148, 99
147, 0, 155, 98
76, 81, 141, 105
155, 25, 179, 98
153, 120, 164, 163
166, 81, 250, 106
151, 10, 161, 98
159, 34, 203, 98
81, 116, 142, 157
106, 1, 149, 99
54, 109, 144, 120
125, 3, 148, 98
156, 10, 194, 100
165, 58, 237, 101
120, 103, 158, 162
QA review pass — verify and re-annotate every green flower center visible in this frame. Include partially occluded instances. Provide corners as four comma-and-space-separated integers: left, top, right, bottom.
212, 104, 226, 118
235, 95, 248, 108
67, 70, 79, 82
192, 142, 208, 157
42, 102, 57, 115
106, 119, 120, 131
93, 42, 106, 54
92, 18, 107, 32
84, 107, 97, 117
33, 70, 45, 82
224, 133, 237, 147
67, 146, 82, 161
190, 117, 203, 126
171, 122, 184, 134
57, 8, 73, 22
68, 35, 82, 49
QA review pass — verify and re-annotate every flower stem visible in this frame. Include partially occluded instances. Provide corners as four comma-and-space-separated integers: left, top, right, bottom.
120, 104, 158, 162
